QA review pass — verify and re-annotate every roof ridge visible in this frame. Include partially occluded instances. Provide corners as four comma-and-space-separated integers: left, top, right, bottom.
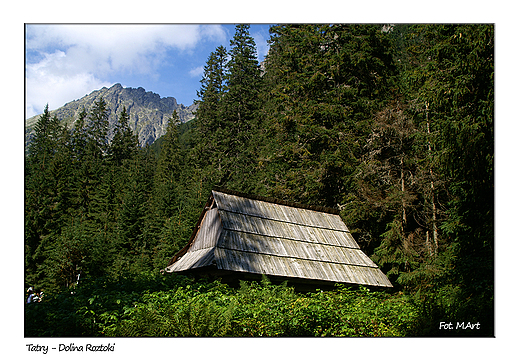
212, 187, 340, 215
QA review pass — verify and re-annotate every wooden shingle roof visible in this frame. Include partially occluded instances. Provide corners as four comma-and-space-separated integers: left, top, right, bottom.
163, 190, 392, 288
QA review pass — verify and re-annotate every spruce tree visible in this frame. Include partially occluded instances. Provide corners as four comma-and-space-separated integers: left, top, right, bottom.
153, 110, 182, 218
25, 105, 68, 288
196, 45, 228, 134
193, 24, 263, 193
86, 97, 110, 159
81, 97, 110, 215
194, 45, 229, 185
109, 106, 139, 166
409, 24, 494, 332
225, 24, 262, 126
70, 107, 89, 162
221, 24, 263, 192
123, 145, 158, 271
147, 111, 182, 245
147, 111, 192, 267
260, 24, 395, 206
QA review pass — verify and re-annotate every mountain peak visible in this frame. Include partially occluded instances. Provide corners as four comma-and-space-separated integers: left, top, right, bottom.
26, 85, 198, 146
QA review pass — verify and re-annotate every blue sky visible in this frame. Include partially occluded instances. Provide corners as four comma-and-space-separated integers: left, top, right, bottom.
25, 24, 272, 118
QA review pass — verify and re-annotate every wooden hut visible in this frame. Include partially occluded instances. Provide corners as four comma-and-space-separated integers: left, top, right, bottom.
162, 189, 392, 289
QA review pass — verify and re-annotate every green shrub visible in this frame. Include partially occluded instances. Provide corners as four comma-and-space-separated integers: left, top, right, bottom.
25, 273, 421, 337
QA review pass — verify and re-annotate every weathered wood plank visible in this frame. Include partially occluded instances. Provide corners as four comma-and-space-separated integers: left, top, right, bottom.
213, 190, 345, 230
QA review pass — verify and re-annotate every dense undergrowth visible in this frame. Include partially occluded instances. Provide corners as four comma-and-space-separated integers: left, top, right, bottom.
25, 272, 476, 338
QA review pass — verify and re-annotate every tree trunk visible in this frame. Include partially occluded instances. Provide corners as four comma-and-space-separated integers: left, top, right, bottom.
426, 230, 433, 257
426, 102, 438, 256
400, 155, 407, 232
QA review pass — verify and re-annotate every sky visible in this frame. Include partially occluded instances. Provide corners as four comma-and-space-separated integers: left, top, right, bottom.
25, 24, 272, 118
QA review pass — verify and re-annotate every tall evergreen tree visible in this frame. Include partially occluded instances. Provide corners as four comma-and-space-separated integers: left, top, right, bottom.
86, 97, 110, 159
27, 104, 63, 163
352, 102, 433, 281
153, 110, 182, 219
196, 45, 228, 133
25, 105, 68, 288
221, 24, 263, 192
147, 111, 193, 267
78, 97, 110, 217
260, 24, 395, 206
225, 24, 262, 126
69, 107, 89, 162
121, 144, 158, 271
194, 45, 229, 185
410, 24, 494, 331
109, 106, 139, 166
42, 98, 114, 287
193, 24, 263, 193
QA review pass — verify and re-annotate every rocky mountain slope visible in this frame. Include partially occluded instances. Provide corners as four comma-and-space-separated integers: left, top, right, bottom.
26, 83, 198, 146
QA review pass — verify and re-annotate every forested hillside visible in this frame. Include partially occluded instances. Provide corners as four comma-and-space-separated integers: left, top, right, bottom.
25, 24, 494, 337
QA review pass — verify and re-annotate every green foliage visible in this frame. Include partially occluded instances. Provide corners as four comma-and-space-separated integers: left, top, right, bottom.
25, 274, 420, 337
86, 97, 110, 157
114, 283, 234, 337
259, 24, 395, 206
152, 111, 183, 220
401, 24, 494, 333
109, 106, 139, 166
191, 25, 263, 193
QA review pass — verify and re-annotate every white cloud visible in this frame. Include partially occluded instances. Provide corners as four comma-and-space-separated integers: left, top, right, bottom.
189, 65, 204, 78
26, 24, 228, 75
252, 30, 270, 61
25, 24, 227, 118
199, 24, 228, 43
25, 50, 112, 117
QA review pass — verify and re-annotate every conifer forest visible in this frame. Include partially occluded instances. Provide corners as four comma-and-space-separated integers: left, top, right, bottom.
24, 24, 494, 337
